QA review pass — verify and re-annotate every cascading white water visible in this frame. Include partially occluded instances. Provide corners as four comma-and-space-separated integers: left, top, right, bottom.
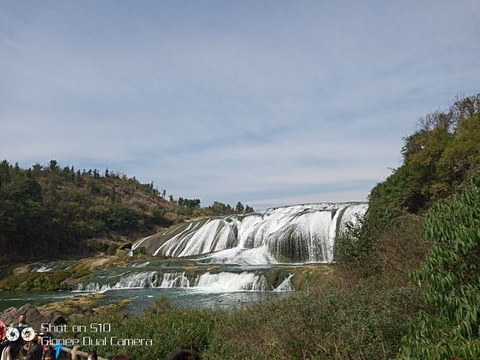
76, 282, 112, 292
139, 202, 367, 264
75, 272, 157, 292
75, 271, 280, 292
274, 274, 294, 292
34, 265, 53, 273
159, 272, 190, 288
193, 272, 270, 291
114, 271, 157, 289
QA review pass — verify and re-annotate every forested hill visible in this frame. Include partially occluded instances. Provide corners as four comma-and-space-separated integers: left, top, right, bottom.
339, 94, 480, 271
368, 93, 480, 220
0, 161, 252, 261
0, 161, 173, 260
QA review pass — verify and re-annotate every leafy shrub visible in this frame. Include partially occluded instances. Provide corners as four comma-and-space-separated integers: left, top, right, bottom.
398, 174, 480, 359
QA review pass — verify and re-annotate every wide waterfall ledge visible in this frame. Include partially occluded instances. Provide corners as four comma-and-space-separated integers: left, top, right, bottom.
75, 270, 294, 293
131, 202, 367, 265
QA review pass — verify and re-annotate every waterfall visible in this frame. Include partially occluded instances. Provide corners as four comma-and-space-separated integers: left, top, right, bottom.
75, 272, 158, 292
159, 272, 190, 288
75, 203, 365, 302
274, 274, 294, 292
193, 272, 270, 291
76, 282, 111, 292
113, 271, 157, 289
75, 271, 276, 292
135, 202, 367, 264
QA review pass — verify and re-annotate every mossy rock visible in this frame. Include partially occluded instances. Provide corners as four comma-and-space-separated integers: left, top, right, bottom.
39, 294, 107, 316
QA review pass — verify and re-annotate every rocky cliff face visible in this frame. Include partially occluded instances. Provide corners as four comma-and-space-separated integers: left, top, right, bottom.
0, 304, 66, 331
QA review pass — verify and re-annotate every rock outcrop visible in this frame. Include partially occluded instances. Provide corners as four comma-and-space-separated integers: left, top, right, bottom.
0, 304, 66, 331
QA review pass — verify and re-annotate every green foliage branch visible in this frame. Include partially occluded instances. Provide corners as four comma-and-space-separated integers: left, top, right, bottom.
398, 174, 480, 359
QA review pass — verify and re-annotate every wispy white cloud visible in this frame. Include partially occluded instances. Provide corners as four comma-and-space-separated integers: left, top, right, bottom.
1, 0, 479, 208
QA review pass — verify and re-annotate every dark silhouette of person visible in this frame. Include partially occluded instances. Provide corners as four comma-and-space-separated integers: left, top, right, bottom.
5, 314, 30, 360
0, 320, 6, 353
25, 337, 43, 360
167, 349, 200, 360
42, 347, 55, 360
87, 349, 98, 360
13, 314, 29, 331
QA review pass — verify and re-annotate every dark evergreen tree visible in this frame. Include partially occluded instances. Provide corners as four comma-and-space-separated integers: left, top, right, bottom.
235, 201, 244, 213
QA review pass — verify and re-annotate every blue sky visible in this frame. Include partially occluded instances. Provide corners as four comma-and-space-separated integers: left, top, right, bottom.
1, 0, 479, 210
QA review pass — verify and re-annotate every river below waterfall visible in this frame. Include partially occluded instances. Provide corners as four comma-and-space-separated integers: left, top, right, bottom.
0, 287, 291, 314
0, 290, 81, 310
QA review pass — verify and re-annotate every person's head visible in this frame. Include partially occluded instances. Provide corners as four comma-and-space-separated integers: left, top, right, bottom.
167, 349, 200, 360
87, 349, 98, 360
43, 346, 54, 360
18, 314, 26, 324
112, 355, 132, 360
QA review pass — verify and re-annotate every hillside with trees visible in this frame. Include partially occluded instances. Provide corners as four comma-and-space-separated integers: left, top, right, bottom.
0, 160, 254, 261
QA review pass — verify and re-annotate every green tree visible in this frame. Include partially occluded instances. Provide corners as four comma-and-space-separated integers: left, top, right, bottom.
235, 201, 244, 213
49, 159, 59, 172
245, 205, 254, 213
0, 160, 11, 186
438, 112, 480, 184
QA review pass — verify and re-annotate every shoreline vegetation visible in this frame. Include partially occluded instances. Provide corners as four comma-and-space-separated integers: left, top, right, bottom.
1, 94, 479, 359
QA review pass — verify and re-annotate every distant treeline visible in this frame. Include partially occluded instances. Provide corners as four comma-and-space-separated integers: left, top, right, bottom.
0, 160, 254, 261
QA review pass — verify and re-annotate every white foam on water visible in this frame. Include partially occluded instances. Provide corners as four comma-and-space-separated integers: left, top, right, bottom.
274, 274, 294, 292
201, 246, 277, 265
131, 261, 150, 268
193, 272, 270, 292
159, 272, 190, 288
34, 265, 53, 273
